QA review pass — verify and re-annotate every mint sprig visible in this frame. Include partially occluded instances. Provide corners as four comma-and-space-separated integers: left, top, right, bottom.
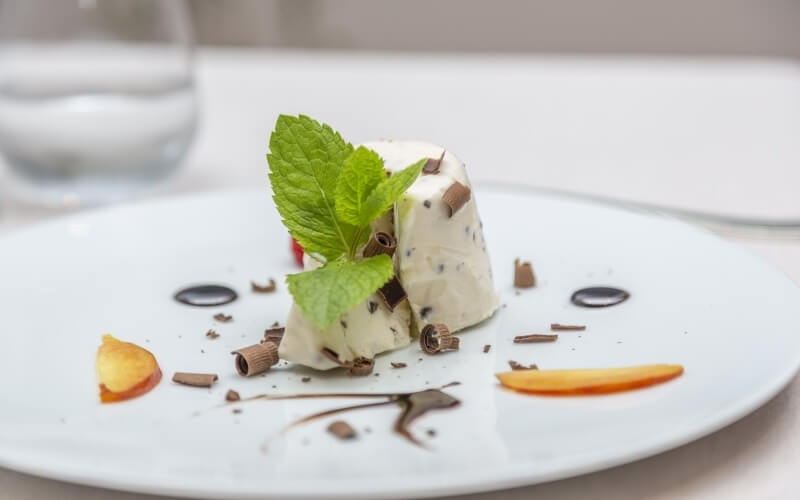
267, 115, 424, 328
286, 254, 394, 328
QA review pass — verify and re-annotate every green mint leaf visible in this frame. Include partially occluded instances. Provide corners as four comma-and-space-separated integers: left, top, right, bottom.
334, 146, 386, 226
286, 254, 394, 328
267, 114, 357, 262
359, 158, 426, 225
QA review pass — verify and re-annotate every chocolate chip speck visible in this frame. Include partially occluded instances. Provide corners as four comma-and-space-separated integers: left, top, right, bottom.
406, 249, 412, 257
368, 301, 378, 314
483, 344, 491, 353
437, 263, 445, 274
423, 200, 431, 208
206, 329, 220, 339
302, 377, 311, 383
232, 408, 242, 414
340, 320, 348, 329
327, 421, 357, 440
420, 306, 433, 319
391, 362, 407, 369
225, 389, 240, 402
427, 429, 437, 437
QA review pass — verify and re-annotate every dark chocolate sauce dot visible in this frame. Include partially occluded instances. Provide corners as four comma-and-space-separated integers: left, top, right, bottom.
174, 285, 238, 307
571, 287, 630, 308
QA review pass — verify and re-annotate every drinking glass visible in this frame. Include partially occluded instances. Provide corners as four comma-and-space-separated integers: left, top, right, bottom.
0, 0, 197, 207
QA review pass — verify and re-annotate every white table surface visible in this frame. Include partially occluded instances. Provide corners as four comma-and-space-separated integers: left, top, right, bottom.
2, 48, 800, 500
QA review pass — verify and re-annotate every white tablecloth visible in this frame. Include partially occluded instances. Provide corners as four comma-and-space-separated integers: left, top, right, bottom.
2, 49, 800, 500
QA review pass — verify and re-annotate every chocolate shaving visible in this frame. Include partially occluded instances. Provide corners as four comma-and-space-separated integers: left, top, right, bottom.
321, 347, 351, 367
442, 181, 471, 217
508, 360, 539, 371
378, 276, 407, 311
213, 313, 232, 322
363, 231, 397, 258
231, 342, 279, 377
513, 259, 536, 288
551, 323, 586, 331
251, 278, 276, 293
391, 362, 407, 369
172, 372, 218, 388
263, 326, 285, 344
422, 150, 446, 175
327, 420, 357, 440
225, 389, 241, 402
513, 334, 558, 343
420, 323, 460, 354
483, 344, 491, 353
302, 377, 311, 383
205, 329, 220, 339
350, 357, 375, 376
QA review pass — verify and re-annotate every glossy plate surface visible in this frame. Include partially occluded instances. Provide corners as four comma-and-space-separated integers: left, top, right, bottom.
1, 186, 799, 499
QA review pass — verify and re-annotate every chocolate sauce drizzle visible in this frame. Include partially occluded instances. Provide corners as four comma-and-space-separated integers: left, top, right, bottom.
235, 382, 461, 447
174, 284, 238, 307
571, 286, 630, 308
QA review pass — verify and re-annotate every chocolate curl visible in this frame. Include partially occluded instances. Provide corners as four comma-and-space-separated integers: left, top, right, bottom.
551, 323, 585, 331
172, 372, 218, 388
349, 357, 375, 376
231, 342, 279, 377
508, 360, 539, 371
422, 150, 446, 175
251, 279, 276, 293
363, 231, 397, 258
514, 258, 536, 288
420, 323, 460, 354
513, 334, 558, 343
378, 276, 407, 311
262, 326, 285, 345
442, 181, 471, 217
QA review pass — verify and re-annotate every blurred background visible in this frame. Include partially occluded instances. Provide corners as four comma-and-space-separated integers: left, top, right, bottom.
186, 0, 800, 57
1, 0, 800, 237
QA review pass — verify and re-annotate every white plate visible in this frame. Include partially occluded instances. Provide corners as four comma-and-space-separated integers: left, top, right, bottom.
1, 186, 799, 499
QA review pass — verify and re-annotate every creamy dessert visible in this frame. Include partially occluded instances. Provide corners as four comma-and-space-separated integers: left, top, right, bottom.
278, 254, 413, 369
364, 140, 499, 333
268, 115, 498, 371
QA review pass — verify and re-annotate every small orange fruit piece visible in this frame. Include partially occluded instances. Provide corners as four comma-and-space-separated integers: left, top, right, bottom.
96, 334, 162, 403
496, 364, 683, 395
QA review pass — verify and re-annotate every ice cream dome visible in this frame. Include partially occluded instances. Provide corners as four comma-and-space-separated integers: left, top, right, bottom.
267, 115, 498, 371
